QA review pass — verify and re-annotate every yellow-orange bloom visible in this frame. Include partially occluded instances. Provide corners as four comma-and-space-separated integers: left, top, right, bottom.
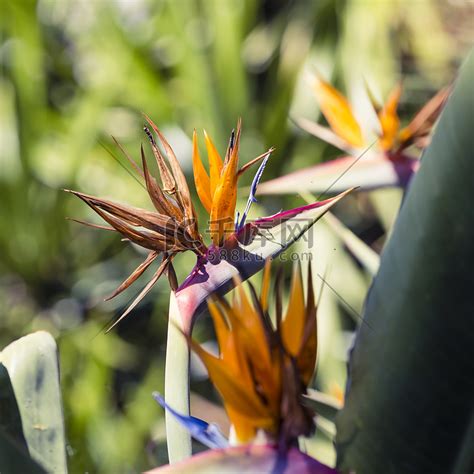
192, 120, 272, 245
312, 76, 449, 154
191, 259, 317, 446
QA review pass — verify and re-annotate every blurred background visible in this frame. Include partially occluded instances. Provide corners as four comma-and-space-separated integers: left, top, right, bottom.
1, 0, 472, 472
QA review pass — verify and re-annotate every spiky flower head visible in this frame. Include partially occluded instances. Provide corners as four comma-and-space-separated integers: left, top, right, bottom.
191, 259, 317, 448
311, 75, 450, 155
66, 116, 272, 329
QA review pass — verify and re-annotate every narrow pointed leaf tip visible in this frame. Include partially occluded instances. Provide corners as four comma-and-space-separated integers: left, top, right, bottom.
174, 188, 353, 334
153, 392, 228, 449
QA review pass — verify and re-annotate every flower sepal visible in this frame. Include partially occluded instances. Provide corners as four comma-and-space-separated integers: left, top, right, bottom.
173, 188, 354, 334
145, 444, 338, 473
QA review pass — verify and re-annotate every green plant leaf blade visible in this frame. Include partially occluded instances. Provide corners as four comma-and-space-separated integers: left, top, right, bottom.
0, 331, 68, 474
0, 429, 47, 474
335, 50, 474, 473
0, 363, 27, 448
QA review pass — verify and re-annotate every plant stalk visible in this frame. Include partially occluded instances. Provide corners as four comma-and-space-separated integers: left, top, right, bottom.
164, 291, 192, 463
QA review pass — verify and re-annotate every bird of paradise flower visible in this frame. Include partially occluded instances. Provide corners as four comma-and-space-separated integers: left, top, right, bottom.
66, 116, 351, 332
258, 76, 450, 195
66, 117, 353, 462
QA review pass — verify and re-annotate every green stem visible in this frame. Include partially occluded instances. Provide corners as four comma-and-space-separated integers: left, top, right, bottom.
164, 291, 192, 463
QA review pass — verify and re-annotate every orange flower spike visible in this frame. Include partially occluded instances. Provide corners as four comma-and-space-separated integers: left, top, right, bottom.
208, 300, 252, 386
378, 82, 403, 151
281, 261, 306, 357
203, 130, 224, 197
313, 76, 365, 149
192, 130, 213, 213
397, 85, 451, 149
187, 262, 318, 447
190, 340, 270, 423
228, 287, 277, 398
209, 121, 241, 245
207, 299, 232, 360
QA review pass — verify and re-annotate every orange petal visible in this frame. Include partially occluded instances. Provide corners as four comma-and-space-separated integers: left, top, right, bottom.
226, 408, 257, 443
207, 299, 231, 357
191, 341, 269, 419
281, 261, 306, 357
398, 86, 450, 149
229, 284, 272, 366
314, 76, 365, 148
203, 130, 223, 198
209, 124, 241, 245
378, 82, 402, 151
208, 298, 257, 389
260, 258, 272, 313
192, 131, 212, 213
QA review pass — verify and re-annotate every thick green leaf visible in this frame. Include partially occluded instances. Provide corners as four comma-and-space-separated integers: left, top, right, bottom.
0, 363, 26, 448
0, 429, 47, 474
0, 362, 45, 473
0, 332, 68, 474
335, 51, 474, 473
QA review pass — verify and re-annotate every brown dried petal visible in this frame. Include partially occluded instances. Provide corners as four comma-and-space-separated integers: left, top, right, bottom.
112, 137, 145, 179
237, 148, 275, 177
143, 123, 177, 195
66, 217, 115, 232
106, 254, 171, 332
144, 115, 200, 239
104, 251, 159, 301
279, 357, 315, 447
399, 86, 451, 150
68, 190, 183, 239
140, 145, 184, 220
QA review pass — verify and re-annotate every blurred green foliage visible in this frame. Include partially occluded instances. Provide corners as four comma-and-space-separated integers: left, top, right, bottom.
0, 0, 471, 472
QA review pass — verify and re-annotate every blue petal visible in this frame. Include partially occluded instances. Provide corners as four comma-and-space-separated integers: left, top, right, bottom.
153, 392, 229, 449
236, 152, 271, 231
